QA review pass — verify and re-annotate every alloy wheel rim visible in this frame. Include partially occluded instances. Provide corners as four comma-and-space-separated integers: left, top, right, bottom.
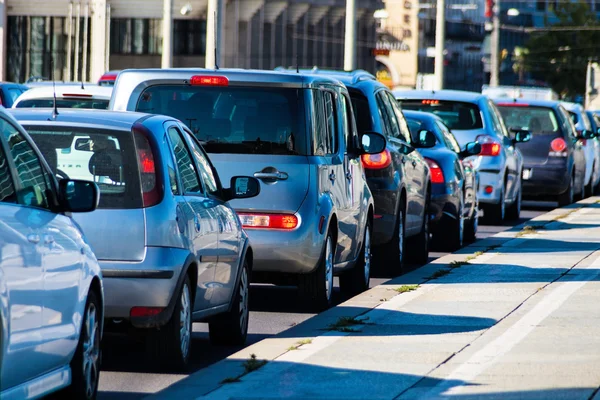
180, 284, 191, 358
239, 266, 249, 334
364, 226, 371, 285
82, 303, 100, 399
325, 237, 334, 301
398, 212, 404, 263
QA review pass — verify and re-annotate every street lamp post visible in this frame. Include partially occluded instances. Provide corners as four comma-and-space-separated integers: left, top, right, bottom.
161, 0, 173, 69
344, 0, 356, 71
490, 0, 500, 87
434, 0, 445, 90
205, 0, 223, 69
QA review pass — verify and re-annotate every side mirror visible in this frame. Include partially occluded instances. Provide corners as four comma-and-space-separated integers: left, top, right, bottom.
512, 129, 532, 144
224, 176, 260, 201
58, 179, 99, 213
360, 131, 387, 155
415, 130, 437, 148
460, 142, 482, 158
581, 129, 596, 139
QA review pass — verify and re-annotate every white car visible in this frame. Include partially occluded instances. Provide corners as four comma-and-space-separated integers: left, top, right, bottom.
12, 84, 112, 110
0, 109, 104, 400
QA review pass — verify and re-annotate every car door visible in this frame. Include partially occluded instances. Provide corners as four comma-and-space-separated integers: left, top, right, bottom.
166, 124, 217, 312
0, 118, 48, 391
184, 129, 241, 307
488, 100, 521, 198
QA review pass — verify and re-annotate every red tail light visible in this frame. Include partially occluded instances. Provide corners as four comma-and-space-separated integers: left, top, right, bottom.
133, 123, 163, 207
190, 75, 229, 86
238, 213, 299, 230
425, 157, 445, 184
130, 307, 164, 318
476, 135, 501, 156
550, 137, 567, 157
361, 149, 392, 169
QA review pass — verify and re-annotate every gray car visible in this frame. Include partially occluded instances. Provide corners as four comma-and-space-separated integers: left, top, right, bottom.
108, 68, 386, 311
395, 90, 530, 224
9, 108, 261, 371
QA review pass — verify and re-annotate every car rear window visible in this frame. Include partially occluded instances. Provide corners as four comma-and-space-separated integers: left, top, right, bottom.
399, 100, 483, 130
349, 90, 372, 133
496, 106, 560, 134
22, 125, 142, 209
16, 98, 109, 109
135, 85, 308, 155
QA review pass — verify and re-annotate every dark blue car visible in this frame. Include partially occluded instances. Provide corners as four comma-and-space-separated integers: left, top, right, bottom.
404, 110, 481, 250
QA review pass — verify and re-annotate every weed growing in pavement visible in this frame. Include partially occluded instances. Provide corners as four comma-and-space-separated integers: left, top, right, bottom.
288, 339, 313, 350
516, 224, 546, 237
327, 316, 371, 332
243, 354, 268, 373
427, 269, 451, 280
449, 260, 469, 268
394, 284, 419, 293
220, 376, 241, 384
553, 209, 579, 221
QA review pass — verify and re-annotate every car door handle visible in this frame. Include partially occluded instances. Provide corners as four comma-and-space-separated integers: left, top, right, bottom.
254, 171, 288, 180
27, 234, 40, 244
329, 171, 336, 182
194, 215, 201, 232
412, 160, 417, 167
44, 235, 55, 244
346, 171, 352, 180
401, 157, 406, 164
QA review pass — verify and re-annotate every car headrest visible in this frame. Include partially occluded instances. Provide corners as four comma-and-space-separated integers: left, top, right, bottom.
35, 140, 57, 173
201, 118, 231, 139
245, 116, 276, 141
88, 149, 123, 182
529, 117, 542, 132
458, 108, 474, 129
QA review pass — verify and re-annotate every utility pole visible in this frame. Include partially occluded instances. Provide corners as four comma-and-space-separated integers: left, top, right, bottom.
489, 0, 500, 87
434, 0, 445, 90
344, 0, 356, 71
205, 0, 223, 69
161, 0, 173, 69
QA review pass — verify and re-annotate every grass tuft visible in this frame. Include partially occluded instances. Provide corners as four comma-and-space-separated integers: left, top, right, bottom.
288, 339, 313, 350
394, 284, 419, 293
242, 354, 268, 374
427, 268, 451, 280
220, 376, 241, 384
327, 316, 370, 332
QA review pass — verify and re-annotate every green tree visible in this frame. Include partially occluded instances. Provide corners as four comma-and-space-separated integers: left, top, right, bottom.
524, 0, 600, 98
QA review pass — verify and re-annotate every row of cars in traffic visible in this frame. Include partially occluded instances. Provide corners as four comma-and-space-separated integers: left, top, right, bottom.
2, 67, 599, 399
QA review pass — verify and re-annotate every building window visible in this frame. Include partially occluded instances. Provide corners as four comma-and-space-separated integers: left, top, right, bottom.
173, 20, 207, 56
537, 0, 546, 11
110, 18, 162, 55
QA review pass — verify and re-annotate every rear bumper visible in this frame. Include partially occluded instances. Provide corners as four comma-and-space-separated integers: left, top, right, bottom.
372, 213, 396, 245
99, 247, 188, 325
367, 179, 400, 246
477, 171, 504, 205
522, 166, 570, 196
430, 193, 458, 230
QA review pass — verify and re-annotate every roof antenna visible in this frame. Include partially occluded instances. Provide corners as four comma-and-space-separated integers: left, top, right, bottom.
81, 78, 85, 90
50, 57, 59, 120
214, 10, 219, 70
296, 53, 299, 74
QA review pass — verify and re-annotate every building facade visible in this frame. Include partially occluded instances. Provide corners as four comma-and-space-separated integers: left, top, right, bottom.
1, 0, 383, 84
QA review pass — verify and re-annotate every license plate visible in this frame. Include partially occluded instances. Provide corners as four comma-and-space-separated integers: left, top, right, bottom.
523, 169, 532, 180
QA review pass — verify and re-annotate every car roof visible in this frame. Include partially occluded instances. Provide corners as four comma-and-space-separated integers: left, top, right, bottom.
402, 109, 443, 123
491, 98, 562, 108
274, 67, 382, 87
393, 89, 486, 103
15, 84, 113, 102
560, 101, 584, 113
8, 108, 153, 130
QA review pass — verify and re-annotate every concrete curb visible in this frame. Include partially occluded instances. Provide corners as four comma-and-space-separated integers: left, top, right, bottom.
145, 198, 598, 399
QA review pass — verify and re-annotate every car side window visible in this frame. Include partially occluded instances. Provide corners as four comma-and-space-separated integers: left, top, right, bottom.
313, 90, 337, 156
341, 94, 359, 153
0, 119, 51, 209
378, 92, 402, 140
488, 101, 509, 137
375, 92, 391, 137
435, 121, 461, 153
167, 126, 202, 195
558, 107, 577, 137
0, 142, 16, 203
185, 131, 220, 197
387, 92, 412, 144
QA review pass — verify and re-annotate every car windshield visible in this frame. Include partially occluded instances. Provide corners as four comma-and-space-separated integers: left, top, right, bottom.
16, 98, 109, 109
399, 100, 483, 130
135, 85, 308, 155
497, 106, 560, 134
21, 125, 142, 209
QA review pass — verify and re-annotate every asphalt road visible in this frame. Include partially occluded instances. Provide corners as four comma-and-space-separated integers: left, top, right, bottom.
96, 203, 552, 399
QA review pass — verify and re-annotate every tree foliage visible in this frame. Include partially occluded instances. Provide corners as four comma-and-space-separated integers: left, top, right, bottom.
524, 0, 600, 98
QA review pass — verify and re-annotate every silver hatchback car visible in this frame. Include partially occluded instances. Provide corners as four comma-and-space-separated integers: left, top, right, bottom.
10, 108, 261, 371
109, 68, 386, 310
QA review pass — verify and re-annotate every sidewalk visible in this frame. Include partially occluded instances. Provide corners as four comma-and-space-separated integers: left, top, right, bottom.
149, 199, 600, 400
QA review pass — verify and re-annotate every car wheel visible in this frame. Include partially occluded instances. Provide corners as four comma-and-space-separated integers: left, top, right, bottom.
66, 289, 101, 400
506, 186, 522, 221
298, 231, 334, 312
484, 185, 505, 224
407, 193, 430, 265
379, 199, 405, 275
209, 258, 250, 346
585, 163, 596, 198
340, 222, 372, 296
441, 199, 464, 252
464, 199, 479, 244
146, 275, 192, 371
558, 173, 575, 206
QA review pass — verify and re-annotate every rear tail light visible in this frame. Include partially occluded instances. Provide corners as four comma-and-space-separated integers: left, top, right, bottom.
549, 137, 568, 157
361, 149, 392, 169
425, 157, 445, 184
130, 307, 164, 318
133, 122, 163, 207
476, 135, 501, 156
190, 75, 229, 86
238, 213, 299, 230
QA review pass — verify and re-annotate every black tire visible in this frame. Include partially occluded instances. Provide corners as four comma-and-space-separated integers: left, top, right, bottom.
558, 173, 575, 206
65, 289, 101, 400
209, 258, 250, 346
439, 199, 464, 252
407, 193, 430, 265
464, 194, 479, 243
145, 275, 192, 372
339, 222, 372, 297
483, 185, 505, 224
378, 199, 405, 275
585, 164, 596, 198
506, 186, 522, 221
298, 231, 334, 312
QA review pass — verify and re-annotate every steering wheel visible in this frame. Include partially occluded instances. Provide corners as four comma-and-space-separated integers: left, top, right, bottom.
56, 169, 70, 180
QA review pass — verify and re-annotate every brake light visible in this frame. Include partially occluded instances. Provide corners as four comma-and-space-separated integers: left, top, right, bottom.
361, 149, 392, 169
238, 213, 299, 230
422, 99, 439, 105
62, 93, 93, 98
425, 158, 445, 184
133, 122, 163, 207
130, 307, 164, 318
549, 137, 567, 157
190, 75, 229, 86
476, 135, 501, 156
